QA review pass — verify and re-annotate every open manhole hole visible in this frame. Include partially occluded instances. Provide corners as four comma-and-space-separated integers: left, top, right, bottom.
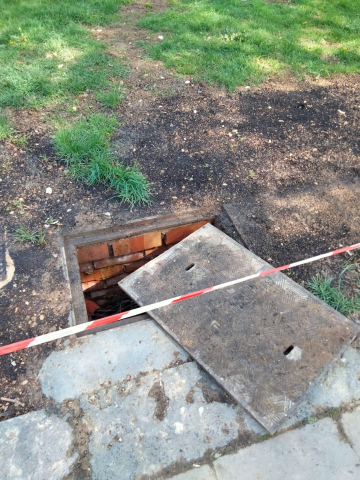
62, 209, 214, 334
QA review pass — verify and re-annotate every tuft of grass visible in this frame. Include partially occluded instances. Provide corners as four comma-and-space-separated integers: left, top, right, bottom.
12, 224, 45, 245
0, 114, 12, 140
53, 114, 151, 207
307, 273, 360, 316
307, 408, 341, 425
97, 87, 125, 108
0, 0, 131, 107
137, 0, 360, 89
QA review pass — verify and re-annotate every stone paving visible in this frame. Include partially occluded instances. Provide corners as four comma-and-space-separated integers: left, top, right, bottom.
0, 319, 359, 479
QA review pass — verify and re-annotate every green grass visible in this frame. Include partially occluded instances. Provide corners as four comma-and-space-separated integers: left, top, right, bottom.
12, 224, 46, 244
0, 0, 131, 107
138, 0, 360, 88
0, 114, 12, 139
307, 273, 360, 316
53, 113, 151, 206
96, 87, 125, 107
307, 408, 341, 425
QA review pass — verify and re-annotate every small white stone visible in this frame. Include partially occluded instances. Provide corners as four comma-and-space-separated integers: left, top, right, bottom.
193, 110, 197, 113
46, 187, 52, 194
67, 209, 72, 212
11, 361, 16, 366
158, 35, 164, 40
185, 80, 190, 84
105, 212, 111, 216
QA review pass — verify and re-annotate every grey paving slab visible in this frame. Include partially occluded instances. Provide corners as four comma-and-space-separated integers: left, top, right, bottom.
307, 346, 360, 407
0, 409, 77, 480
121, 223, 357, 433
38, 319, 187, 402
341, 406, 360, 457
80, 362, 241, 480
213, 418, 360, 480
166, 465, 217, 480
2, 320, 359, 480
281, 346, 360, 429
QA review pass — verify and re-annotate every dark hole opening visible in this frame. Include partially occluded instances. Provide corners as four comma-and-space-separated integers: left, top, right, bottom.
86, 288, 139, 321
185, 263, 195, 271
283, 345, 294, 355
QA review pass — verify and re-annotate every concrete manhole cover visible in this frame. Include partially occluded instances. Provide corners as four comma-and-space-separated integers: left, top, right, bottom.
121, 224, 357, 433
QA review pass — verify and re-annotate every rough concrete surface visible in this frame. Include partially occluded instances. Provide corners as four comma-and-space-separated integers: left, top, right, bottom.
1, 319, 360, 479
213, 418, 360, 480
168, 465, 217, 480
0, 409, 78, 480
38, 320, 188, 402
341, 407, 360, 457
82, 362, 241, 479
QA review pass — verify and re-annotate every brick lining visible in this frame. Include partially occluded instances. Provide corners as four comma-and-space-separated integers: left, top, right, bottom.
78, 222, 212, 314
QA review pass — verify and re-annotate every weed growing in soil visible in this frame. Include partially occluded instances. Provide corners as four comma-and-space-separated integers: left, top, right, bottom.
7, 199, 25, 215
96, 87, 125, 108
0, 0, 130, 107
0, 114, 12, 140
138, 0, 360, 88
12, 224, 45, 245
307, 274, 360, 316
53, 114, 151, 207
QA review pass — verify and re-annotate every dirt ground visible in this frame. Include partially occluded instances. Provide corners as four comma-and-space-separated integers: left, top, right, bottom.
0, 0, 359, 420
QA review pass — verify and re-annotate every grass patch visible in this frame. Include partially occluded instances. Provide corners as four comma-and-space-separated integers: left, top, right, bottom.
0, 0, 131, 107
96, 87, 125, 107
307, 273, 360, 316
138, 0, 360, 88
0, 114, 12, 140
307, 408, 341, 425
53, 113, 151, 207
12, 224, 46, 244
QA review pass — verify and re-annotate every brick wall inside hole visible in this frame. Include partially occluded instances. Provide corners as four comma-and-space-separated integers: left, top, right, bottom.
77, 221, 209, 321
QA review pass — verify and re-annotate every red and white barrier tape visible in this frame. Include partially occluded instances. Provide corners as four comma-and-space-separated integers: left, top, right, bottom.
1, 242, 359, 357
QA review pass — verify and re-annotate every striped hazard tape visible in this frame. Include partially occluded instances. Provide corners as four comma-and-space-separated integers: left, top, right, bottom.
0, 242, 359, 357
